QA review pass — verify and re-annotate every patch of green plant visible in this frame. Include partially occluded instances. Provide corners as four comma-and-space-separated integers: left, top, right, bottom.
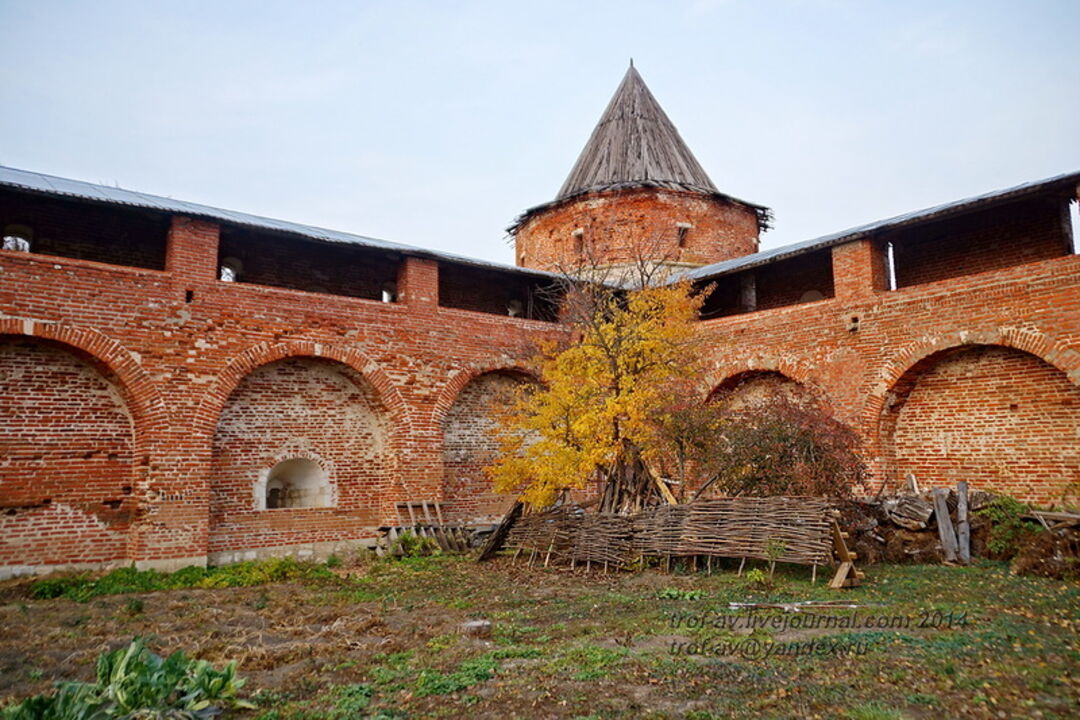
426, 633, 457, 652
325, 554, 342, 568
977, 495, 1040, 555
742, 567, 772, 590
656, 587, 705, 601
332, 683, 373, 716
387, 531, 442, 558
549, 644, 628, 681
414, 654, 498, 697
845, 701, 907, 720
369, 651, 415, 690
0, 637, 253, 719
29, 558, 337, 602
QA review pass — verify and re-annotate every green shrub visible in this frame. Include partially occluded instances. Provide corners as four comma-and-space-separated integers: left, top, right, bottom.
656, 587, 705, 601
977, 495, 1040, 556
388, 531, 441, 558
0, 637, 253, 719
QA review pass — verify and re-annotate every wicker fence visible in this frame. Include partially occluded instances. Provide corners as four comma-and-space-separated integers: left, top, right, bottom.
504, 497, 834, 569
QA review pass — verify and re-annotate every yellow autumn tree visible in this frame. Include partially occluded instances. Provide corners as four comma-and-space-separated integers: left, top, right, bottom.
487, 277, 710, 513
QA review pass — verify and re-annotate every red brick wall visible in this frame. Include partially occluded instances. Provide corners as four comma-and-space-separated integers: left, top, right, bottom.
441, 371, 526, 522
0, 186, 1077, 574
209, 357, 392, 554
0, 339, 133, 566
881, 345, 1080, 506
890, 199, 1070, 288
0, 189, 169, 270
514, 188, 759, 273
218, 227, 400, 301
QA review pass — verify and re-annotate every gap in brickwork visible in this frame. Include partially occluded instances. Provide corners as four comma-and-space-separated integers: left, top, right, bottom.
217, 226, 401, 301
890, 198, 1069, 289
438, 263, 562, 321
696, 249, 834, 320
0, 188, 169, 270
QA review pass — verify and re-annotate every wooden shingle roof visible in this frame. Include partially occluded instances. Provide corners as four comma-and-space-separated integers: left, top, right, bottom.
556, 63, 719, 200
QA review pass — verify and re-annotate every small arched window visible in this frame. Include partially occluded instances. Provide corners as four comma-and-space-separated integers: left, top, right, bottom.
219, 257, 243, 282
799, 290, 825, 303
507, 299, 524, 317
2, 224, 33, 252
262, 458, 331, 509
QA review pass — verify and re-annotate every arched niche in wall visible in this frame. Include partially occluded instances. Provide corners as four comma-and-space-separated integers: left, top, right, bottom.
879, 344, 1080, 505
439, 369, 537, 522
0, 336, 134, 568
209, 356, 391, 554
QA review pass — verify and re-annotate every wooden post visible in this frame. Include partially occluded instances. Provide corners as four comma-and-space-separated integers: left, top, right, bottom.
932, 488, 959, 563
957, 481, 971, 565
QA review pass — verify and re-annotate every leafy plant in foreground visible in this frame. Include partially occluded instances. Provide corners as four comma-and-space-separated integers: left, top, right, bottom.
1, 637, 253, 719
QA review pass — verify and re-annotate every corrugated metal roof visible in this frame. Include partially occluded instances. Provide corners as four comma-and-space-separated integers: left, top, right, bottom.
0, 164, 563, 281
684, 170, 1080, 282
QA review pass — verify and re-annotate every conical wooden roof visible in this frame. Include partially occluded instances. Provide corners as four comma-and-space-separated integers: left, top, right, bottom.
556, 64, 718, 200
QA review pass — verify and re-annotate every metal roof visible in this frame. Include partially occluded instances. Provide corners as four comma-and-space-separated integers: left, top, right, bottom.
684, 170, 1080, 282
0, 164, 563, 282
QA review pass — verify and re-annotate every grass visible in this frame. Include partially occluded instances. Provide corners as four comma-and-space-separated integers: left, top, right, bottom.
27, 557, 337, 602
1, 554, 1077, 718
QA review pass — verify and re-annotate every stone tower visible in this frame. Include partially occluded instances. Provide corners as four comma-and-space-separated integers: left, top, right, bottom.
510, 63, 770, 279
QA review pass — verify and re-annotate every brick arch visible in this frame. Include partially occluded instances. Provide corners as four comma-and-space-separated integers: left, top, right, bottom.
435, 364, 540, 521
0, 318, 168, 434
0, 320, 168, 568
867, 332, 1080, 502
863, 328, 1080, 437
195, 340, 411, 441
703, 355, 826, 408
430, 362, 539, 429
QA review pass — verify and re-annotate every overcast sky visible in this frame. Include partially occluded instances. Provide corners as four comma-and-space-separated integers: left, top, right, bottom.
2, 0, 1078, 265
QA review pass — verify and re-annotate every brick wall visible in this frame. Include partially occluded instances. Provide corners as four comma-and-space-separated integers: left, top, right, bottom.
0, 339, 133, 566
218, 227, 400, 301
882, 346, 1080, 506
441, 371, 526, 522
208, 358, 392, 555
0, 185, 1077, 575
514, 188, 759, 273
0, 189, 168, 270
890, 199, 1070, 288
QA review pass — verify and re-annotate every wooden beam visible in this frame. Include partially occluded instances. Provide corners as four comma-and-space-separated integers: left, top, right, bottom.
932, 488, 958, 563
956, 481, 971, 565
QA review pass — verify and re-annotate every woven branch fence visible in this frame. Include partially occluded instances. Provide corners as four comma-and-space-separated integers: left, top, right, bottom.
504, 497, 834, 569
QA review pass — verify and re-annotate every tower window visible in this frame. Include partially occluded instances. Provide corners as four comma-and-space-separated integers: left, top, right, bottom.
676, 222, 693, 248
572, 227, 584, 254
381, 281, 397, 303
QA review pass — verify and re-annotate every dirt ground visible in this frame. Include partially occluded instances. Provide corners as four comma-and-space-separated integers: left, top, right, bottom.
1, 554, 1077, 719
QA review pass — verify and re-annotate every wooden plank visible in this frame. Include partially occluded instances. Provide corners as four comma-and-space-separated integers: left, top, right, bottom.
932, 488, 959, 563
654, 475, 678, 505
956, 481, 971, 565
829, 561, 853, 589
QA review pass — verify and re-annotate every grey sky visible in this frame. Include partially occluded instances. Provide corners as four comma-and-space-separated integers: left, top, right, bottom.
2, 0, 1078, 265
